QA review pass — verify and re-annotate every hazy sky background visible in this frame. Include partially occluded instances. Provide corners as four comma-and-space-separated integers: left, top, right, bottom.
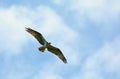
0, 0, 120, 79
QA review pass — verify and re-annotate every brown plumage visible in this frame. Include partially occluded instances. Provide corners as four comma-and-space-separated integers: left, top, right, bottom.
47, 44, 67, 63
26, 27, 67, 64
25, 27, 46, 45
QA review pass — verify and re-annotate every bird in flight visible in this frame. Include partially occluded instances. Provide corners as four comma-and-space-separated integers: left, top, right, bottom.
26, 27, 67, 64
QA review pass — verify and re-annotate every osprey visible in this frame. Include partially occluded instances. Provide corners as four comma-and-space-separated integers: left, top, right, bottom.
26, 27, 67, 64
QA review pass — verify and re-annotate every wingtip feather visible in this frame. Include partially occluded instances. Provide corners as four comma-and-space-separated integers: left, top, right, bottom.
25, 27, 33, 33
25, 27, 30, 31
63, 59, 67, 64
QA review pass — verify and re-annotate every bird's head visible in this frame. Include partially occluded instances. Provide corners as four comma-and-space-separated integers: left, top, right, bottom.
48, 42, 51, 45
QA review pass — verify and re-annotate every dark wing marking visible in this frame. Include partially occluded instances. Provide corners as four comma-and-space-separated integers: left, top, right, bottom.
47, 45, 67, 64
26, 27, 47, 45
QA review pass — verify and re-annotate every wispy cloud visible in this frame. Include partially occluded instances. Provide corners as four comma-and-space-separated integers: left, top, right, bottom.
0, 6, 29, 55
69, 0, 120, 29
73, 36, 120, 79
52, 0, 65, 5
65, 0, 120, 45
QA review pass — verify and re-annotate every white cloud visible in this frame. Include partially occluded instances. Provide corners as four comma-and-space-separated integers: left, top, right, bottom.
69, 0, 120, 27
2, 59, 34, 79
33, 71, 64, 79
0, 6, 30, 55
74, 35, 120, 79
70, 0, 120, 18
52, 0, 65, 5
67, 0, 120, 41
97, 36, 120, 72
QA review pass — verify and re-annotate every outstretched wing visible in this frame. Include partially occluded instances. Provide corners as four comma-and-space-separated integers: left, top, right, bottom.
47, 45, 67, 64
26, 27, 47, 45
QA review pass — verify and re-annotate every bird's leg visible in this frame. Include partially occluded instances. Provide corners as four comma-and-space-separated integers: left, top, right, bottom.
38, 46, 46, 52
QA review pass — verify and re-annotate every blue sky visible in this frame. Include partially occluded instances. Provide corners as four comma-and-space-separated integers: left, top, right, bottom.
0, 0, 120, 79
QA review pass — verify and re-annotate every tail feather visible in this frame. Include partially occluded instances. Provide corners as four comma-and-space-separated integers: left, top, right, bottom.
38, 47, 46, 52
